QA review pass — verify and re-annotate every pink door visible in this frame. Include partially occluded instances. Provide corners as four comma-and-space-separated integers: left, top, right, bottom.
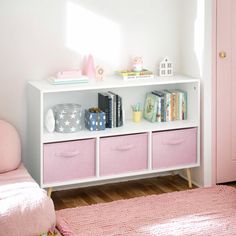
217, 0, 236, 183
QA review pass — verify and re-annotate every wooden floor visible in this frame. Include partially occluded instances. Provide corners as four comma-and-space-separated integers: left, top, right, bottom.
52, 175, 196, 210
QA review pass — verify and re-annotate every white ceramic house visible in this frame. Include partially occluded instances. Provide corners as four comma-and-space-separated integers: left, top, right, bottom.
159, 57, 174, 77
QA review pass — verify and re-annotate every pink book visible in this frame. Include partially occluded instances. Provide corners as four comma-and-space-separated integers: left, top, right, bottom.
56, 70, 82, 79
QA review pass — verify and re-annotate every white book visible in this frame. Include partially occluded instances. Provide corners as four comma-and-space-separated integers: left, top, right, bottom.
178, 92, 183, 120
107, 94, 114, 128
108, 91, 117, 128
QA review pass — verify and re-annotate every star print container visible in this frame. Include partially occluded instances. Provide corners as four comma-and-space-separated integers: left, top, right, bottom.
85, 109, 106, 131
53, 103, 82, 133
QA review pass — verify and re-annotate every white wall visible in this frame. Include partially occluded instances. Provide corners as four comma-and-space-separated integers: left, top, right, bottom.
179, 0, 212, 187
0, 0, 183, 162
0, 0, 213, 187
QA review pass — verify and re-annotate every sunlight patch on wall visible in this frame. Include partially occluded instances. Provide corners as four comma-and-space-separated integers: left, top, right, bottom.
66, 1, 121, 67
139, 214, 216, 235
194, 0, 205, 77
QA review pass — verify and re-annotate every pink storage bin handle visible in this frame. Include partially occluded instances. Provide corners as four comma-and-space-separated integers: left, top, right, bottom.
114, 144, 134, 151
162, 139, 185, 145
55, 150, 80, 158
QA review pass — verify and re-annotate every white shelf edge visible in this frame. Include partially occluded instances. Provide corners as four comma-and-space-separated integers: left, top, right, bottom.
28, 75, 200, 93
42, 163, 200, 188
43, 120, 199, 143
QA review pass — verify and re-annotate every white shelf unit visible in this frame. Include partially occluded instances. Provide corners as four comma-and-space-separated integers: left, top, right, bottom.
27, 75, 200, 190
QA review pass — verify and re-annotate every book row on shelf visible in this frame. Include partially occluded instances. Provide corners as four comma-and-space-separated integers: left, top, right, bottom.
144, 90, 187, 123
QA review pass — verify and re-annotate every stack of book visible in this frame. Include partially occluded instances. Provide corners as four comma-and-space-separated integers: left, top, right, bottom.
117, 69, 154, 80
144, 89, 187, 123
98, 92, 123, 128
48, 76, 89, 85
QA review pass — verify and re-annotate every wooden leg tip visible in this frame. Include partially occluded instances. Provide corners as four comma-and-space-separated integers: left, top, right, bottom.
47, 187, 53, 197
186, 168, 192, 189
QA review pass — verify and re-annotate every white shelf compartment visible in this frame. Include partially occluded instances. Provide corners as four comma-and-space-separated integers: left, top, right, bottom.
39, 75, 200, 143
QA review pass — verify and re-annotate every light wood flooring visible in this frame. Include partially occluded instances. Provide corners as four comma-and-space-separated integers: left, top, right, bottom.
52, 175, 196, 210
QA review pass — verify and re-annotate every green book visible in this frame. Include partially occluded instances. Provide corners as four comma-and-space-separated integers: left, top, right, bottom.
176, 89, 188, 120
144, 93, 159, 122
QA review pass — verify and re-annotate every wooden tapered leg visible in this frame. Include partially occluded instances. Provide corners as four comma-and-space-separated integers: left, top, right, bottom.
186, 168, 192, 188
47, 187, 53, 197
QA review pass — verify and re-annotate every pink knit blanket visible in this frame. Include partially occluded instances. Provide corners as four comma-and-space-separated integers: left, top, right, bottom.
56, 185, 236, 236
0, 165, 55, 236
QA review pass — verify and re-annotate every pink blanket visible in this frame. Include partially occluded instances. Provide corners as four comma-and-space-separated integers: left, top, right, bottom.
0, 164, 55, 236
57, 185, 236, 236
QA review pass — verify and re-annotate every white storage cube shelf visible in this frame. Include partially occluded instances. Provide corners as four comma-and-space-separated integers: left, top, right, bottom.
27, 75, 200, 188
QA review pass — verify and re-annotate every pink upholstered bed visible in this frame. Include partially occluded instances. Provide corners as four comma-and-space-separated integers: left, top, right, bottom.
0, 164, 55, 236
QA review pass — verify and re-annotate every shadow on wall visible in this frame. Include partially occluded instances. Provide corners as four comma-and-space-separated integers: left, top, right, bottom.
194, 0, 205, 77
179, 0, 206, 186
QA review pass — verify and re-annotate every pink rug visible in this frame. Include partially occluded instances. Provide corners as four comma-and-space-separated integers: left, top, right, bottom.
56, 186, 236, 236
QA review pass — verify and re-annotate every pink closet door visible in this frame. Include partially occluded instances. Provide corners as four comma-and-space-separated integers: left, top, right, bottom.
217, 0, 236, 183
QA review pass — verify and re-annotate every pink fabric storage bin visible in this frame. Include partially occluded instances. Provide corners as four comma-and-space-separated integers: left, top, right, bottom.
100, 133, 148, 176
152, 128, 197, 169
43, 139, 95, 184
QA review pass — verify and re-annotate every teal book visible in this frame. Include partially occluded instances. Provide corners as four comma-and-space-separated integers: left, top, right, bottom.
177, 89, 187, 120
144, 93, 159, 122
152, 91, 164, 122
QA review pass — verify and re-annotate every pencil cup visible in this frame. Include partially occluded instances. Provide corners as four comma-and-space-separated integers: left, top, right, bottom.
133, 111, 142, 123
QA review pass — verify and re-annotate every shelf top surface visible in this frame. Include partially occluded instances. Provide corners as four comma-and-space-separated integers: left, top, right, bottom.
28, 75, 200, 93
43, 119, 199, 143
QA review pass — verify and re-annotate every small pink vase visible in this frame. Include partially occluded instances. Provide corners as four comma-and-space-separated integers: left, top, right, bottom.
84, 54, 95, 79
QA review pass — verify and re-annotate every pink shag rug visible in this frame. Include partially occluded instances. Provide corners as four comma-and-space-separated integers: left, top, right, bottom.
56, 186, 236, 236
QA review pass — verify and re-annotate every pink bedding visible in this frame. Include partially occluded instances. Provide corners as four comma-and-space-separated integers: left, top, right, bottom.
0, 164, 55, 236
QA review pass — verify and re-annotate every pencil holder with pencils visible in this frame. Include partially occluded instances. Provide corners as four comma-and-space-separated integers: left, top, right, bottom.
131, 103, 142, 123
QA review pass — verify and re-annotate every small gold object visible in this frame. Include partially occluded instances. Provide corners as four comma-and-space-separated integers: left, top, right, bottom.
89, 107, 102, 113
219, 51, 227, 59
95, 66, 104, 80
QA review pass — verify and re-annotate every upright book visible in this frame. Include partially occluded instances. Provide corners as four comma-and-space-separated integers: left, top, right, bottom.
117, 95, 123, 127
152, 91, 165, 122
120, 96, 123, 126
168, 90, 180, 121
177, 89, 187, 120
98, 93, 112, 128
162, 90, 172, 122
108, 91, 118, 127
144, 93, 159, 122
